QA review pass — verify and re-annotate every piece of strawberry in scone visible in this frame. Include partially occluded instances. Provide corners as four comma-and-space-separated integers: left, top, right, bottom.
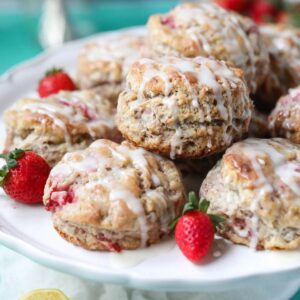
43, 139, 186, 252
4, 90, 121, 167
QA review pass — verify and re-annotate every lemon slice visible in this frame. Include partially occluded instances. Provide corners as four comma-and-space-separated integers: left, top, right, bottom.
19, 289, 69, 300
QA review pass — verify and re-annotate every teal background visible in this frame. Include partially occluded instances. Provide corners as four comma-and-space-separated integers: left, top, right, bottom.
0, 1, 299, 298
0, 0, 178, 74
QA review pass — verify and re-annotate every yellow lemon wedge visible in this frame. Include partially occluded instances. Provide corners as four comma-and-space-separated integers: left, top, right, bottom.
19, 289, 69, 300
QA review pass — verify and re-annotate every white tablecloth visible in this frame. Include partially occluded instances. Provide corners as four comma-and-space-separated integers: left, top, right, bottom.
0, 245, 299, 300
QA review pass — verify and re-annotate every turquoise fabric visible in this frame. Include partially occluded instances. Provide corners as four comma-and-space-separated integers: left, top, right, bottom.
0, 2, 299, 298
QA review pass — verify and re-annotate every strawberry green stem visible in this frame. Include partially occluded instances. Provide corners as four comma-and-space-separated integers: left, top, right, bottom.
0, 149, 25, 186
170, 191, 225, 231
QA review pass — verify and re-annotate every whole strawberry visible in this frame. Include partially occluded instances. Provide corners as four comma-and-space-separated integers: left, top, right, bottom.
38, 68, 76, 97
249, 0, 278, 24
172, 192, 224, 262
216, 0, 250, 13
0, 149, 51, 204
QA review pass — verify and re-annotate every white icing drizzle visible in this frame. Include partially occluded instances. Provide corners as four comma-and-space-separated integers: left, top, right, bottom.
170, 127, 183, 160
227, 138, 300, 249
22, 102, 72, 143
275, 162, 300, 196
109, 238, 175, 269
187, 27, 211, 54
133, 56, 248, 158
16, 91, 115, 144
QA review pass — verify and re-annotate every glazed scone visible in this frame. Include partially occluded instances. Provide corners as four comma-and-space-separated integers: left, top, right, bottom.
117, 56, 253, 159
147, 2, 269, 93
4, 90, 121, 167
43, 139, 186, 251
254, 24, 300, 111
269, 87, 300, 144
200, 138, 300, 250
77, 31, 146, 104
248, 109, 270, 138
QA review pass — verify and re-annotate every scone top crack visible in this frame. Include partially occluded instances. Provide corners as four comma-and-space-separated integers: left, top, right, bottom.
147, 2, 269, 93
201, 138, 300, 250
4, 90, 121, 167
117, 56, 253, 159
43, 139, 185, 251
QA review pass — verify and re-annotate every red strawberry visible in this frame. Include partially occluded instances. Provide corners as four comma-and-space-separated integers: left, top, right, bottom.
172, 192, 224, 262
0, 149, 51, 204
216, 0, 250, 13
249, 0, 278, 24
38, 68, 76, 97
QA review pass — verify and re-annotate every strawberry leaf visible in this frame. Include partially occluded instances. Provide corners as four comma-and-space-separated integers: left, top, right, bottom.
169, 216, 179, 231
198, 198, 210, 213
0, 166, 8, 186
169, 191, 225, 231
182, 201, 194, 215
45, 67, 63, 77
208, 214, 225, 230
189, 191, 198, 207
9, 148, 24, 160
7, 159, 17, 168
0, 148, 25, 186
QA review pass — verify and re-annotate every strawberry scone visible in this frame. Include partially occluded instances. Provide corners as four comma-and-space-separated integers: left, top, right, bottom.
76, 30, 146, 104
117, 56, 253, 159
43, 139, 185, 251
201, 138, 300, 250
4, 90, 121, 167
255, 24, 300, 111
147, 2, 269, 93
269, 87, 300, 144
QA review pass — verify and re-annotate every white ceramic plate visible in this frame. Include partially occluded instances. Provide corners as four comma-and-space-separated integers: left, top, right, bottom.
1, 27, 300, 293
